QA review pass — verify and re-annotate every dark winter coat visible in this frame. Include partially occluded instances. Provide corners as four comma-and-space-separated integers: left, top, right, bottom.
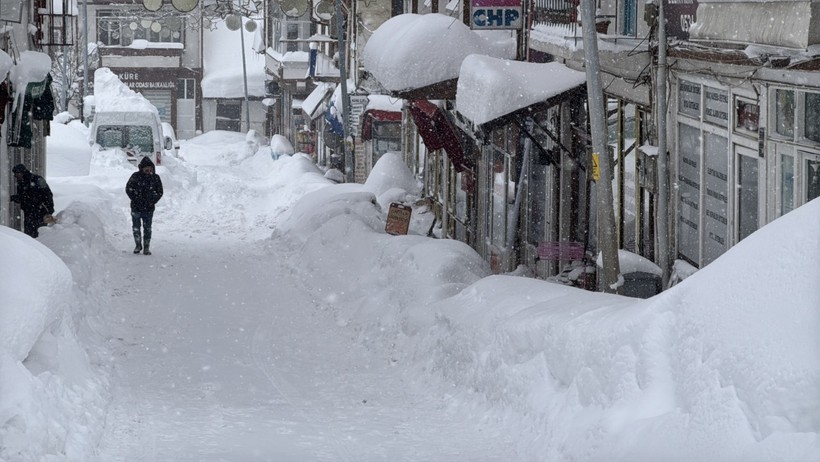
126, 157, 163, 213
12, 168, 54, 219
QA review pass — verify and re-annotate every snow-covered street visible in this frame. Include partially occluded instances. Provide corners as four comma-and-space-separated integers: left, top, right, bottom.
2, 122, 818, 461
93, 238, 515, 461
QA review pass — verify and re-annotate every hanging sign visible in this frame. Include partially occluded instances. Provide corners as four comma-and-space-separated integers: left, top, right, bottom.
471, 0, 522, 30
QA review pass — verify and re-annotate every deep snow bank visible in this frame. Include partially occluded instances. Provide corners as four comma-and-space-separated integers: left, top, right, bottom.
0, 204, 112, 461
275, 153, 820, 462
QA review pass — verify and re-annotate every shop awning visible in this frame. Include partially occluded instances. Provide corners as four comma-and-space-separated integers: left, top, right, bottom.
409, 100, 470, 172
301, 82, 335, 120
361, 109, 402, 141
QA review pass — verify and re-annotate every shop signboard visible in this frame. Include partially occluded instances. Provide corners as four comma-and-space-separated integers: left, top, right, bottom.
703, 86, 729, 127
385, 203, 412, 235
677, 123, 701, 264
666, 0, 698, 40
471, 0, 522, 30
0, 0, 23, 23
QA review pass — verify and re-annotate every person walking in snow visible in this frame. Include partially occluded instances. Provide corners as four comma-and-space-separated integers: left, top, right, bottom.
126, 157, 163, 255
10, 163, 55, 239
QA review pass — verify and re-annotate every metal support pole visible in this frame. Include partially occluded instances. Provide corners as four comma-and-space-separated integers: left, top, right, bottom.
656, 0, 670, 287
240, 22, 251, 133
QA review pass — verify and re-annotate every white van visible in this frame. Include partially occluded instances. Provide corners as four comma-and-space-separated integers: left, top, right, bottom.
90, 110, 171, 166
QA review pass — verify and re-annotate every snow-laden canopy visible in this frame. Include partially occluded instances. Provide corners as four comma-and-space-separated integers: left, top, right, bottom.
362, 13, 515, 96
91, 67, 158, 114
456, 54, 586, 126
201, 17, 266, 98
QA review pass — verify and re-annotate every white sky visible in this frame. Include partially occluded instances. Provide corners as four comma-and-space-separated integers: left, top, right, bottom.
1, 114, 818, 460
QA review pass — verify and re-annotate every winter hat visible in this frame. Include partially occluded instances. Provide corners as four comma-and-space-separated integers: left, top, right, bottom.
138, 156, 155, 170
12, 164, 28, 174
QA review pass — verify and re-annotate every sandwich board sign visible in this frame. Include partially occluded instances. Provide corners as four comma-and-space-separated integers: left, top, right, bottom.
385, 203, 412, 235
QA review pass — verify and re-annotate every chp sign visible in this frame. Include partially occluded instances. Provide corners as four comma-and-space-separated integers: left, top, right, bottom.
471, 0, 522, 29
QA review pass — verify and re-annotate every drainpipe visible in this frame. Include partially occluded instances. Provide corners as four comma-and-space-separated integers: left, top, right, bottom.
656, 0, 670, 287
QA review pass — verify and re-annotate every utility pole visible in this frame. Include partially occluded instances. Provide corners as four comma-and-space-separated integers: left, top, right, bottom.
239, 20, 250, 132
580, 0, 621, 293
336, 0, 353, 183
656, 0, 670, 287
80, 0, 88, 121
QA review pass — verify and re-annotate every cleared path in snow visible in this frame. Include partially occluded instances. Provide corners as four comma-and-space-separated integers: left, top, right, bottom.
91, 167, 517, 461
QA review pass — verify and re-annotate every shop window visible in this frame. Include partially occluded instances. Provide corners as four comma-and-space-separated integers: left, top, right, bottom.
735, 98, 759, 133
702, 133, 729, 265
372, 121, 401, 163
677, 122, 701, 265
177, 78, 195, 100
491, 149, 508, 249
736, 153, 759, 242
774, 89, 795, 138
286, 23, 299, 51
803, 154, 820, 204
216, 100, 241, 132
703, 86, 729, 128
804, 93, 820, 143
780, 154, 795, 215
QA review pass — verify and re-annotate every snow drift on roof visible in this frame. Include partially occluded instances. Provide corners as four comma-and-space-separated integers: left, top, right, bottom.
456, 55, 586, 126
362, 13, 515, 94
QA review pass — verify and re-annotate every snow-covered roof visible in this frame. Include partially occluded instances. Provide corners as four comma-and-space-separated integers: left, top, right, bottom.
362, 13, 516, 94
201, 17, 266, 98
456, 55, 586, 126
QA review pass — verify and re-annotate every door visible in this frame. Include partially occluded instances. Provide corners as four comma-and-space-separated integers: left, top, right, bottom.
176, 78, 196, 140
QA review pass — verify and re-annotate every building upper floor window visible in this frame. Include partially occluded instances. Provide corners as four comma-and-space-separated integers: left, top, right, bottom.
97, 10, 185, 46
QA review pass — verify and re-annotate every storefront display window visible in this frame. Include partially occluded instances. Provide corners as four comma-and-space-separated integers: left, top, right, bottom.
804, 93, 820, 143
803, 155, 820, 203
702, 133, 728, 265
775, 89, 795, 138
677, 123, 700, 265
97, 10, 184, 47
737, 153, 759, 242
780, 154, 795, 215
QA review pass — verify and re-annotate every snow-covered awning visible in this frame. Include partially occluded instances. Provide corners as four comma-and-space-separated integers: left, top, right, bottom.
456, 55, 586, 127
362, 13, 515, 99
301, 82, 335, 120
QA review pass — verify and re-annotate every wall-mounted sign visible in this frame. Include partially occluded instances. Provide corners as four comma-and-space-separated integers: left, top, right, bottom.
0, 0, 23, 23
666, 0, 698, 40
678, 79, 700, 118
471, 0, 522, 30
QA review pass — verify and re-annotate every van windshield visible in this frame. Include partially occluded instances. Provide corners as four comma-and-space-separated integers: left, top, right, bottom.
96, 125, 154, 154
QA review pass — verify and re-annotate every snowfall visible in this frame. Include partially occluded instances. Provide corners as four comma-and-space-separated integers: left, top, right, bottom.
2, 41, 820, 460
0, 111, 818, 461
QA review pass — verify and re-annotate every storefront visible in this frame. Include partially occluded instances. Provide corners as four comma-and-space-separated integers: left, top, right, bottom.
108, 67, 200, 140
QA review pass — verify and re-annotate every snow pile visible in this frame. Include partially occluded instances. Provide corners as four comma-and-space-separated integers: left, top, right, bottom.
47, 120, 93, 177
276, 157, 820, 461
90, 68, 158, 114
362, 13, 515, 93
0, 213, 110, 461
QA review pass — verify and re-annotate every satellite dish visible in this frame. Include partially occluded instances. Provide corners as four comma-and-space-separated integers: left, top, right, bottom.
142, 0, 162, 12
244, 19, 257, 33
314, 0, 333, 22
225, 14, 242, 31
171, 0, 198, 13
280, 0, 308, 18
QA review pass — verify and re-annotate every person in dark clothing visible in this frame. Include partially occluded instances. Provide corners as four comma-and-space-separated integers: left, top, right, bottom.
126, 157, 163, 255
10, 164, 55, 238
